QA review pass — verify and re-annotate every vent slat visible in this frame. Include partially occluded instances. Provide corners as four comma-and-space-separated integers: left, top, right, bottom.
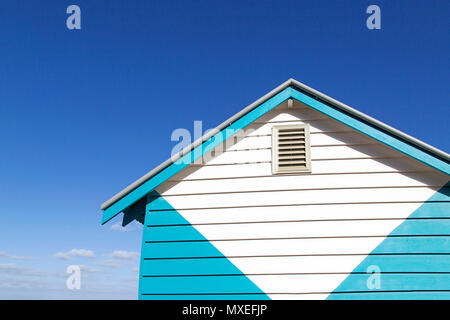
279, 133, 305, 137
279, 161, 306, 166
278, 128, 305, 133
279, 159, 306, 163
278, 138, 305, 142
278, 146, 305, 150
278, 149, 305, 153
278, 152, 306, 156
278, 157, 306, 163
273, 125, 310, 173
278, 141, 305, 148
279, 137, 304, 142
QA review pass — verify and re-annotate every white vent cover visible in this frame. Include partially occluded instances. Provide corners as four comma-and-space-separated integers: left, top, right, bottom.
272, 124, 311, 174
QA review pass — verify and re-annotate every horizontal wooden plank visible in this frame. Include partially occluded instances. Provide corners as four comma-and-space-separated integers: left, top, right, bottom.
245, 118, 355, 136
156, 186, 440, 210
143, 219, 449, 242
328, 273, 450, 292
140, 293, 269, 300
147, 202, 450, 225
327, 291, 450, 300
140, 291, 450, 300
139, 273, 450, 294
141, 236, 450, 258
141, 255, 450, 276
224, 132, 374, 152
167, 158, 432, 181
159, 171, 447, 196
140, 275, 266, 294
204, 148, 407, 166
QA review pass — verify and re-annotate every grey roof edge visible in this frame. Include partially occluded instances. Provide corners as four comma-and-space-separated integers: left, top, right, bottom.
101, 78, 449, 210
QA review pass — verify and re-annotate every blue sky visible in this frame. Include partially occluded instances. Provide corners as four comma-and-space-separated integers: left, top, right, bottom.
0, 1, 448, 299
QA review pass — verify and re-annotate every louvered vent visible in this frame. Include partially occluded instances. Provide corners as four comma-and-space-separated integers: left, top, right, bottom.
272, 124, 311, 174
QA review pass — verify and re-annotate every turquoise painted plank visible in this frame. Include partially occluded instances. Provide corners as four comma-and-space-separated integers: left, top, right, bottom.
141, 236, 450, 259
352, 255, 450, 273
140, 275, 271, 295
328, 291, 450, 300
329, 274, 450, 291
140, 274, 450, 295
142, 241, 224, 258
147, 191, 176, 211
389, 220, 450, 236
429, 184, 450, 202
140, 294, 270, 300
144, 203, 450, 227
141, 258, 244, 276
146, 211, 188, 226
329, 184, 450, 299
371, 236, 450, 254
407, 185, 449, 218
289, 89, 450, 175
138, 192, 269, 300
401, 202, 449, 217
143, 223, 450, 241
142, 255, 450, 276
102, 88, 292, 224
389, 184, 449, 236
143, 225, 206, 242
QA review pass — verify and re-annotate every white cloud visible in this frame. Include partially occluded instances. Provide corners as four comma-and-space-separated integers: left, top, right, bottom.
108, 250, 139, 260
110, 221, 143, 232
0, 276, 60, 290
78, 265, 101, 274
0, 251, 32, 260
0, 263, 43, 277
0, 263, 138, 299
53, 249, 95, 260
110, 222, 128, 232
0, 263, 65, 278
94, 260, 124, 268
120, 276, 139, 283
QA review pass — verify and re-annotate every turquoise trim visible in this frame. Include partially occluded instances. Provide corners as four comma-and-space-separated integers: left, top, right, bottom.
102, 86, 450, 224
138, 192, 269, 300
102, 88, 292, 224
289, 89, 450, 175
328, 182, 450, 300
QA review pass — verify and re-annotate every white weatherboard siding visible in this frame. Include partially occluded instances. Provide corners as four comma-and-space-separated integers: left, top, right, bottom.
154, 101, 449, 299
148, 202, 438, 224
156, 187, 438, 210
159, 172, 444, 197
150, 219, 435, 239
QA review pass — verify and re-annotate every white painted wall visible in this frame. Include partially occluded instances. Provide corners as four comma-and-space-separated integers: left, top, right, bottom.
153, 100, 449, 299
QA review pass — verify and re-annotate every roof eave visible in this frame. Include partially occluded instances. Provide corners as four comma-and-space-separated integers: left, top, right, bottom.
101, 78, 450, 212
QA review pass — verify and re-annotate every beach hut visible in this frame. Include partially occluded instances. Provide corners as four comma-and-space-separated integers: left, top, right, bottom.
100, 79, 449, 299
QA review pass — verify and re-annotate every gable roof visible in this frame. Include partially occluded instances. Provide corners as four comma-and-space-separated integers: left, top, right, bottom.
100, 78, 450, 224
